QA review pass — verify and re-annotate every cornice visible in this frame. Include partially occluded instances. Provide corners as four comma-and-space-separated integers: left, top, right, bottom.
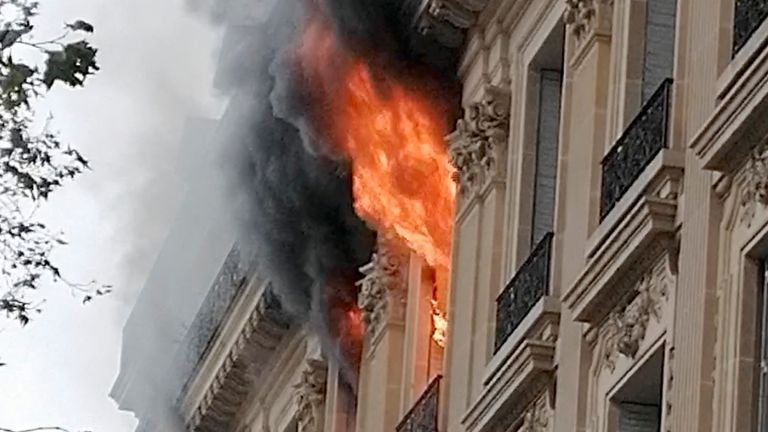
689, 38, 768, 172
184, 287, 293, 432
407, 0, 492, 48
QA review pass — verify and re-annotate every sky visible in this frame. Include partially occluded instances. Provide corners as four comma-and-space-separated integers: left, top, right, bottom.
0, 1, 224, 430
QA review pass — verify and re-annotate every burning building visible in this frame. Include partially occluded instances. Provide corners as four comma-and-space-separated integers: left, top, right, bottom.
113, 0, 768, 431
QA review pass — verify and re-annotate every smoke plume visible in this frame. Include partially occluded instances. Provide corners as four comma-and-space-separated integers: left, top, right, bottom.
205, 0, 459, 385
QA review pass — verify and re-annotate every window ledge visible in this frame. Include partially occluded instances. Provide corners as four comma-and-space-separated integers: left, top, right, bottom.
564, 151, 682, 323
692, 28, 768, 171
719, 17, 768, 100
461, 297, 559, 432
591, 149, 683, 259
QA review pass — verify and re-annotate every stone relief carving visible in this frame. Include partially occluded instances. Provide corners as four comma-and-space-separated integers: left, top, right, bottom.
412, 0, 489, 48
357, 238, 408, 338
562, 0, 613, 49
664, 344, 675, 432
427, 0, 476, 29
295, 358, 328, 432
602, 258, 670, 371
450, 85, 511, 199
739, 140, 768, 226
519, 394, 552, 432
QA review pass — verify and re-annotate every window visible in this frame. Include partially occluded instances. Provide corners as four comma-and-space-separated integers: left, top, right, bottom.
285, 418, 299, 432
611, 349, 664, 432
758, 262, 768, 431
732, 0, 768, 55
599, 0, 677, 220
529, 26, 564, 248
531, 70, 562, 247
641, 0, 676, 104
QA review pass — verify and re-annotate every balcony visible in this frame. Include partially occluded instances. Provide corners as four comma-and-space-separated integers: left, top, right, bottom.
396, 376, 442, 432
600, 79, 673, 220
566, 80, 682, 323
494, 233, 553, 353
733, 0, 768, 55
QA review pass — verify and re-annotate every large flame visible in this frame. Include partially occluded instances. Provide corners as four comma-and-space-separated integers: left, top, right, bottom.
333, 64, 456, 271
298, 8, 455, 346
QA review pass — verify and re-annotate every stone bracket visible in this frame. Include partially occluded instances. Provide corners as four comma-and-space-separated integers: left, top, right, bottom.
565, 149, 683, 324
689, 33, 768, 172
461, 298, 559, 432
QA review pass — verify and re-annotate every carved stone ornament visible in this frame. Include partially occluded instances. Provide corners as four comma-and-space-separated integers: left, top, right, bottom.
295, 358, 328, 432
519, 394, 552, 432
413, 0, 490, 47
602, 262, 669, 372
664, 345, 675, 432
739, 140, 768, 226
356, 238, 408, 338
562, 0, 613, 46
450, 85, 511, 199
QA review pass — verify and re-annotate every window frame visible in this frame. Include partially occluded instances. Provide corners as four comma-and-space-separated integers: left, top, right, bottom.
759, 261, 768, 431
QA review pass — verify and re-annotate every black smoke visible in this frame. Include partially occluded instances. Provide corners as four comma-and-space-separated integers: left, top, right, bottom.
204, 0, 460, 386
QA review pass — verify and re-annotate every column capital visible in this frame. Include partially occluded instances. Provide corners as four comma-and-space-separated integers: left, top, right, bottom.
563, 0, 614, 60
449, 85, 511, 201
295, 358, 328, 432
357, 237, 409, 342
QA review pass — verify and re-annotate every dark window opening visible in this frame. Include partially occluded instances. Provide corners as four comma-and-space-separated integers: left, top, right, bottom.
612, 348, 664, 432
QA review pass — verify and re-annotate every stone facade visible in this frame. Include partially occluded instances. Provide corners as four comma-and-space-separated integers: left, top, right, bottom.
117, 1, 768, 431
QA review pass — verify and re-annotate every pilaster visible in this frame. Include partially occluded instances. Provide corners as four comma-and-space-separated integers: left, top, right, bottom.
296, 357, 329, 432
355, 238, 410, 432
669, 0, 720, 430
444, 83, 512, 431
555, 0, 614, 430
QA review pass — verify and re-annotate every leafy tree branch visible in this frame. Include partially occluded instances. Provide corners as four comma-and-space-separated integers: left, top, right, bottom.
0, 0, 106, 326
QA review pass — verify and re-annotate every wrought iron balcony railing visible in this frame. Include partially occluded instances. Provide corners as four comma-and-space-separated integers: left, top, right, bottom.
396, 376, 442, 432
733, 0, 768, 55
494, 233, 553, 353
600, 79, 673, 220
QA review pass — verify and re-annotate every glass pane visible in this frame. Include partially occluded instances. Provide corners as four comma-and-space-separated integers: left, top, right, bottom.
618, 403, 661, 432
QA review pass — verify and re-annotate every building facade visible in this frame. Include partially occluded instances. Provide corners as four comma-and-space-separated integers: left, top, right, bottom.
114, 0, 768, 431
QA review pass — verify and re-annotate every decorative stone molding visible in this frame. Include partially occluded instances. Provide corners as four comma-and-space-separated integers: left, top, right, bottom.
184, 288, 292, 432
410, 0, 490, 48
601, 257, 670, 372
449, 85, 511, 200
356, 238, 409, 340
462, 298, 559, 432
664, 344, 675, 432
519, 393, 552, 432
564, 148, 683, 324
562, 0, 613, 59
739, 140, 768, 226
295, 358, 328, 432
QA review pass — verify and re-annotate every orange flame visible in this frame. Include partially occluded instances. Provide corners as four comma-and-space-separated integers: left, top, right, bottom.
298, 8, 455, 346
333, 64, 456, 272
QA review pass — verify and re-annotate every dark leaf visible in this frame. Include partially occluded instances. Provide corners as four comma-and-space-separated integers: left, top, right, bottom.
0, 26, 31, 49
42, 41, 100, 89
66, 20, 95, 33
